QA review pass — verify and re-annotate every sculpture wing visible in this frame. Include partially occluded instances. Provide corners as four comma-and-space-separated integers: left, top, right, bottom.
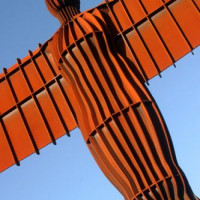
1, 0, 199, 173
0, 44, 77, 173
93, 0, 200, 82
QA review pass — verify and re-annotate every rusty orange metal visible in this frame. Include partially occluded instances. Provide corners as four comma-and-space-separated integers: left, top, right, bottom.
0, 0, 200, 199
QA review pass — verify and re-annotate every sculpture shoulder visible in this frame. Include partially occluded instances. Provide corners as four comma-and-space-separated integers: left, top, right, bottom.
60, 12, 107, 49
47, 5, 115, 62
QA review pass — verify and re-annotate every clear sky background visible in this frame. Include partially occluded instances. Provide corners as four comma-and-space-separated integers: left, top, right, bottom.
0, 1, 199, 199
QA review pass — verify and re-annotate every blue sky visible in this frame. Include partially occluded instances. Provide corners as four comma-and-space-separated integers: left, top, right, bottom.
0, 1, 199, 199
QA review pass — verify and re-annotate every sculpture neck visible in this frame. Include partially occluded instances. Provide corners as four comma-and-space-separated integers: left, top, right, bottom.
57, 5, 80, 24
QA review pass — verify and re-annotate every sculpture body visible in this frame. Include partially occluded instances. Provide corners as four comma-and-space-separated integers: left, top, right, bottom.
0, 0, 200, 199
52, 12, 195, 199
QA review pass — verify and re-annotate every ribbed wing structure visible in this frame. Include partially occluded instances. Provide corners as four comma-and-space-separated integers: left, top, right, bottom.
94, 0, 200, 82
0, 0, 199, 173
0, 45, 77, 172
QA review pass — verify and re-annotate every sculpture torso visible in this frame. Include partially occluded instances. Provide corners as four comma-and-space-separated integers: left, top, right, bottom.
45, 11, 197, 199
39, 1, 200, 199
48, 12, 151, 142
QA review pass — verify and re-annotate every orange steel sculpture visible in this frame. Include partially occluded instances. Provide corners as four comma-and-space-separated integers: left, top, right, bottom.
0, 0, 200, 199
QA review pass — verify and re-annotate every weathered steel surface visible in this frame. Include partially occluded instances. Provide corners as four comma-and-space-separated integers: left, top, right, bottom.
95, 0, 200, 82
0, 0, 199, 199
0, 46, 77, 172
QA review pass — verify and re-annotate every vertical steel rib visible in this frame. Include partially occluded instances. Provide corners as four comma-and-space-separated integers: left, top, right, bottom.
2, 67, 39, 155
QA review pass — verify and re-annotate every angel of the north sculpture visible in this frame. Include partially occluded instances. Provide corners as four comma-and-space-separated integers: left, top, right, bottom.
0, 0, 200, 199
